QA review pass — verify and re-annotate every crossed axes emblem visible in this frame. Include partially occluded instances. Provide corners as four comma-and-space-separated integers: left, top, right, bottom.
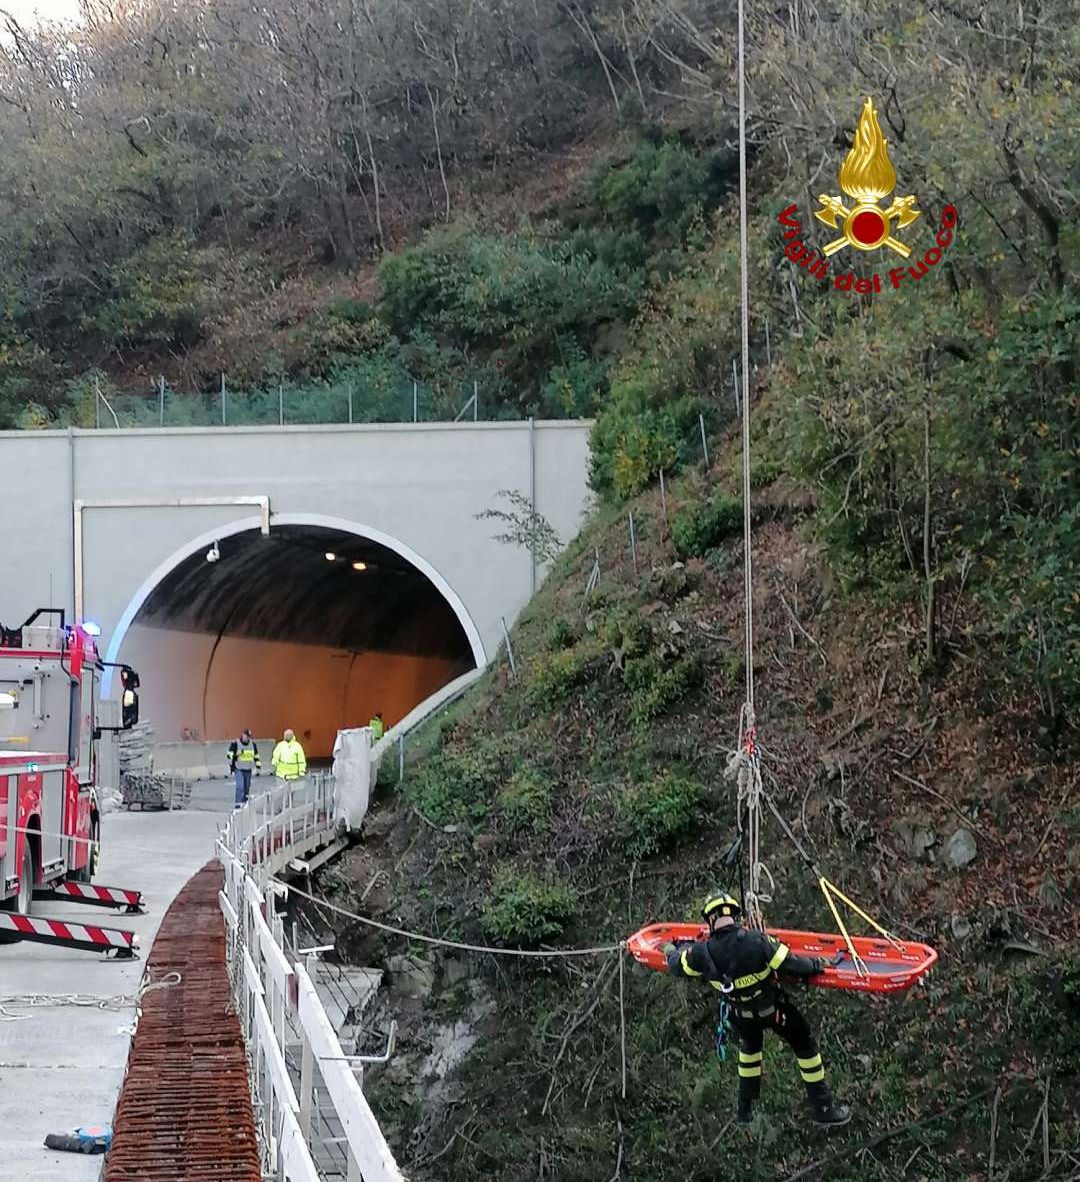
814, 194, 922, 259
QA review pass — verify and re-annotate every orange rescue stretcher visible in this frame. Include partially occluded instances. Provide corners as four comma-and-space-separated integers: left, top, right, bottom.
627, 922, 938, 994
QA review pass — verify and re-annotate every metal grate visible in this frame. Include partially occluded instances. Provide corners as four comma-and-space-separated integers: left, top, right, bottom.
103, 861, 262, 1182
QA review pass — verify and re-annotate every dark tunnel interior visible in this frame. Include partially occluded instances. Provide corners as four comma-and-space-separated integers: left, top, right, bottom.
117, 525, 475, 755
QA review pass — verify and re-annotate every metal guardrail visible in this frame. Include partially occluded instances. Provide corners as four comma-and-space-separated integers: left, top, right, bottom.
217, 774, 405, 1182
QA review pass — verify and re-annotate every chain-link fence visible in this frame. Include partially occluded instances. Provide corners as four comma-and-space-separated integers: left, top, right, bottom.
89, 374, 517, 430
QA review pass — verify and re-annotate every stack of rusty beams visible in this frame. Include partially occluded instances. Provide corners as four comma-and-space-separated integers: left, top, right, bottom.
103, 861, 262, 1181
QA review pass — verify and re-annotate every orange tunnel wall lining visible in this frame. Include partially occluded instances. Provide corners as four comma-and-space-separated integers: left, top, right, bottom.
120, 623, 464, 757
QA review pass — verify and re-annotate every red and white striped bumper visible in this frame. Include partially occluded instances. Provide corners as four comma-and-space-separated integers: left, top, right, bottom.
0, 911, 139, 957
43, 881, 145, 912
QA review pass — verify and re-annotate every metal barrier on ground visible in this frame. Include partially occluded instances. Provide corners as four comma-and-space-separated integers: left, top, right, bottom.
217, 773, 405, 1182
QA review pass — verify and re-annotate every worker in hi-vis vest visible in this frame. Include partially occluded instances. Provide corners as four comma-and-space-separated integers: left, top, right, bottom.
272, 728, 307, 782
227, 728, 261, 808
369, 712, 385, 741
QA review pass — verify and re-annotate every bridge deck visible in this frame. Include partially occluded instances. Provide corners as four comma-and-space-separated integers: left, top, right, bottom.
0, 782, 234, 1179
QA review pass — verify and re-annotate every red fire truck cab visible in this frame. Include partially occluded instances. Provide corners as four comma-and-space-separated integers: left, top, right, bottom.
0, 608, 141, 925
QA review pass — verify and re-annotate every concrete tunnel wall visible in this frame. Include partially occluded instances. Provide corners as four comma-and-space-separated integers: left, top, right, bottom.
0, 420, 593, 748
121, 624, 462, 756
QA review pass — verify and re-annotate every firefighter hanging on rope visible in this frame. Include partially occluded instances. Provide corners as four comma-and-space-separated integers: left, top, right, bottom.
664, 891, 851, 1128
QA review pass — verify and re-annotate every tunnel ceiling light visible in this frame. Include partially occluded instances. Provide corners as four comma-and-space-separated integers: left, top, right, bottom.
352, 561, 368, 571
325, 552, 337, 561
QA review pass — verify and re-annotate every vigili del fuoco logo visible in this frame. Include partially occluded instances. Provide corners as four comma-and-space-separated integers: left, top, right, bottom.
777, 97, 958, 294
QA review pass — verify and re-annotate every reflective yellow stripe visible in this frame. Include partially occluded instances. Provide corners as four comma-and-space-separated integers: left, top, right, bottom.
733, 966, 773, 990
739, 1051, 763, 1064
767, 942, 790, 971
708, 980, 727, 991
679, 950, 703, 978
801, 1067, 826, 1083
797, 1054, 822, 1070
738, 1065, 763, 1077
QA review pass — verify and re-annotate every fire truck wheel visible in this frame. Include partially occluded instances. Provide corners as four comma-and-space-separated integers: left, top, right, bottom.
70, 815, 100, 884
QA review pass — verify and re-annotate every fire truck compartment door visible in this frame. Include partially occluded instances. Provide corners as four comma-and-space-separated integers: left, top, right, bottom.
0, 775, 11, 887
40, 768, 66, 874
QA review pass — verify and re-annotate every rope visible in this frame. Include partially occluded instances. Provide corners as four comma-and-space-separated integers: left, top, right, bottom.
0, 973, 182, 1021
737, 0, 754, 715
282, 881, 623, 960
286, 880, 632, 1096
723, 0, 769, 931
6, 821, 96, 849
618, 945, 627, 1099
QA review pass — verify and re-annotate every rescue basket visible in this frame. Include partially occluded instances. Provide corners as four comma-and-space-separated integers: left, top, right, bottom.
627, 922, 938, 995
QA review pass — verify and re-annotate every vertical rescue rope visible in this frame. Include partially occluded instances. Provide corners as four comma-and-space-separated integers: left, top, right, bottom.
737, 0, 754, 718
723, 0, 769, 931
618, 945, 628, 1098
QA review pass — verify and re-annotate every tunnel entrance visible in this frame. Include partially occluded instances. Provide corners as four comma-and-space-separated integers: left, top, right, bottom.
115, 523, 476, 757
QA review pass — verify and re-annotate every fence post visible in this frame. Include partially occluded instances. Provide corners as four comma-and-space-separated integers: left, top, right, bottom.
473, 379, 478, 421
413, 381, 418, 423
500, 615, 517, 679
221, 373, 227, 425
659, 468, 668, 532
629, 510, 638, 573
764, 316, 771, 366
95, 378, 100, 429
732, 358, 741, 416
585, 548, 601, 595
158, 375, 165, 426
279, 383, 284, 426
699, 412, 710, 469
398, 733, 405, 783
348, 384, 354, 424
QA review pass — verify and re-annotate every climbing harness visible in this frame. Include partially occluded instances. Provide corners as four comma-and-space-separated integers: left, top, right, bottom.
627, 0, 938, 993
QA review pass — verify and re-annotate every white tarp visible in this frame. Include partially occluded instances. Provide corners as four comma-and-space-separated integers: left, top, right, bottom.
331, 726, 373, 830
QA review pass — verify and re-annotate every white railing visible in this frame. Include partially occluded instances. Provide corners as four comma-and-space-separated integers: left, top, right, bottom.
218, 773, 405, 1182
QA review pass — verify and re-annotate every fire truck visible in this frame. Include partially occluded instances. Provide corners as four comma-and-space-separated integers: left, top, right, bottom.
0, 608, 144, 956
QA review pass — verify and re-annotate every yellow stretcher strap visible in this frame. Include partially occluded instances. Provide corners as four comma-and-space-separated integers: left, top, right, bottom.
818, 876, 868, 977
820, 877, 904, 951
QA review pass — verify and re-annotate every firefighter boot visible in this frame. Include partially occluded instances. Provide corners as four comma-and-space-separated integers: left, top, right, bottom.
736, 1098, 754, 1126
806, 1082, 851, 1128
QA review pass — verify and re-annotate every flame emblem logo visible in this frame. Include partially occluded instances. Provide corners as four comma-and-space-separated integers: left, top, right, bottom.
814, 98, 921, 258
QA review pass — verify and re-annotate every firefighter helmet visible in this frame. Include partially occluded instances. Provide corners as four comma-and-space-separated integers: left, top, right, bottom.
702, 890, 742, 924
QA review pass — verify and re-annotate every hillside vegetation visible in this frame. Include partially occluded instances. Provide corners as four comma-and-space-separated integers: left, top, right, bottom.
322, 462, 1079, 1181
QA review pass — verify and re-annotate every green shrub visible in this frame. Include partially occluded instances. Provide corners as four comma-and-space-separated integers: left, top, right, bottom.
671, 494, 742, 559
407, 739, 510, 825
616, 771, 703, 855
544, 617, 577, 652
585, 140, 732, 246
526, 646, 594, 706
624, 653, 703, 723
293, 302, 393, 376
481, 868, 578, 943
600, 608, 654, 662
87, 234, 222, 350
498, 766, 551, 829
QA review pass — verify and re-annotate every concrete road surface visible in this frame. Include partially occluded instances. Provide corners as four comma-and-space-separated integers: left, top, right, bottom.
0, 777, 250, 1179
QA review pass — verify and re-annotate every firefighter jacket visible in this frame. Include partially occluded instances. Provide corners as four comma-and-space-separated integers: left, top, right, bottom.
227, 737, 261, 773
666, 925, 826, 1020
272, 738, 307, 780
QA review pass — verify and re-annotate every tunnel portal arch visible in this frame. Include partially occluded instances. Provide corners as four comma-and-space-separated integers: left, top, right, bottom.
102, 513, 485, 753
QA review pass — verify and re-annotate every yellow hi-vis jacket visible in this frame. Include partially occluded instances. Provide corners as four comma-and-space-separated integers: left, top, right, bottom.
369, 717, 385, 741
272, 738, 307, 780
